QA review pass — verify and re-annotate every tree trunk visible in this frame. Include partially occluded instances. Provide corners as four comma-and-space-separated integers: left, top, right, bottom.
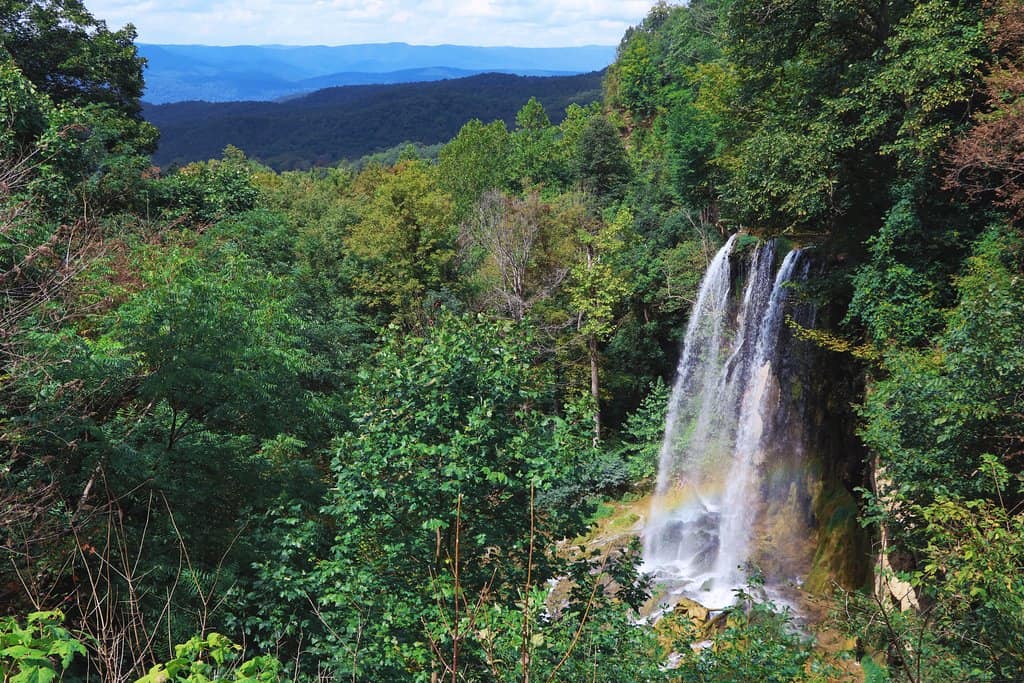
590, 333, 600, 446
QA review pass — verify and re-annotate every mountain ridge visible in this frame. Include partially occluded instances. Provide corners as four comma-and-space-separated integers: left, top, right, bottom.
145, 70, 605, 170
138, 42, 615, 103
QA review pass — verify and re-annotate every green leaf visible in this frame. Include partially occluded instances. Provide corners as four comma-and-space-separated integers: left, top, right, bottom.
1, 645, 46, 660
10, 665, 57, 683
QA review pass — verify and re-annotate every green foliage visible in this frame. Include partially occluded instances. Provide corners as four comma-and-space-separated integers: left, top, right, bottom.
665, 95, 719, 208
605, 3, 1024, 681
0, 611, 86, 683
554, 101, 599, 167
723, 110, 846, 234
159, 147, 262, 224
838, 515, 1024, 683
510, 98, 564, 190
607, 0, 731, 120
614, 378, 670, 482
7, 0, 1024, 680
0, 54, 155, 219
713, 0, 986, 238
205, 209, 296, 276
343, 160, 458, 326
136, 634, 280, 683
450, 541, 662, 682
1, 0, 159, 216
574, 116, 631, 202
839, 586, 984, 683
437, 118, 512, 217
846, 190, 947, 348
232, 315, 603, 679
613, 29, 661, 119
0, 59, 51, 155
673, 595, 834, 682
567, 205, 634, 340
515, 96, 550, 131
862, 0, 986, 173
1, 0, 147, 117
859, 226, 1024, 512
349, 140, 443, 172
861, 655, 889, 683
852, 225, 1024, 678
113, 250, 308, 439
918, 488, 1024, 677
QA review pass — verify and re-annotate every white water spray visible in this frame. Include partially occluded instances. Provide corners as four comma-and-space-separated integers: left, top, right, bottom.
643, 238, 807, 608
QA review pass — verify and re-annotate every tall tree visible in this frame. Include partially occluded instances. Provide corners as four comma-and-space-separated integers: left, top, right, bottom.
510, 97, 561, 189
575, 115, 631, 203
437, 118, 512, 219
945, 0, 1024, 225
1, 0, 146, 118
462, 190, 570, 322
565, 201, 633, 443
344, 160, 458, 326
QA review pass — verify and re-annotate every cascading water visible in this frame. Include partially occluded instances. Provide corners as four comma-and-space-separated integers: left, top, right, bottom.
643, 236, 810, 608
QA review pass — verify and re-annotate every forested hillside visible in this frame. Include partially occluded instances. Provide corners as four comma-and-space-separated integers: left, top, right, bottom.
2, 0, 1023, 682
145, 71, 604, 169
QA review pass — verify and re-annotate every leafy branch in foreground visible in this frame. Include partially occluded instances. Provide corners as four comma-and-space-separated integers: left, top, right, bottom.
0, 611, 85, 683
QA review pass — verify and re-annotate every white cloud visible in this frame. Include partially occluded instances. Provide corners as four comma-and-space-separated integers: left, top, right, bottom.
87, 0, 653, 46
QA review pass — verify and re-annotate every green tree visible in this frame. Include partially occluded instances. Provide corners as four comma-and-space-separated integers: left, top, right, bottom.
566, 202, 633, 443
115, 252, 309, 443
575, 115, 631, 203
344, 160, 458, 326
510, 97, 561, 190
853, 225, 1024, 677
159, 146, 263, 224
721, 0, 985, 238
516, 96, 551, 131
612, 29, 661, 119
437, 118, 512, 219
1, 0, 159, 185
666, 94, 720, 210
1, 0, 147, 117
606, 0, 731, 121
235, 315, 599, 680
0, 58, 50, 154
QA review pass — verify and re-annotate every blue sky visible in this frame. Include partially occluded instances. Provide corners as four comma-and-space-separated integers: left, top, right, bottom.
88, 0, 654, 47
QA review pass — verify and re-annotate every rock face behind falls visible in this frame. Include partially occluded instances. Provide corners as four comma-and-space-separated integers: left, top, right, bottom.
642, 235, 867, 609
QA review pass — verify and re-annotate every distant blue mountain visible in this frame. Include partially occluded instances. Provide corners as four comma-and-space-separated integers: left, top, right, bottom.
137, 43, 615, 103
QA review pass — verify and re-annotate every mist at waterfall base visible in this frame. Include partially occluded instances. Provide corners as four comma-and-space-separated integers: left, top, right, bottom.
642, 235, 816, 610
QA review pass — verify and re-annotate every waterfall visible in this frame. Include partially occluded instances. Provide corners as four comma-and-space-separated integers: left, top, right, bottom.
643, 236, 808, 608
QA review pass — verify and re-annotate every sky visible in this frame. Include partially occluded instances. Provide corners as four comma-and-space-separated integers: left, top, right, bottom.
87, 0, 654, 47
